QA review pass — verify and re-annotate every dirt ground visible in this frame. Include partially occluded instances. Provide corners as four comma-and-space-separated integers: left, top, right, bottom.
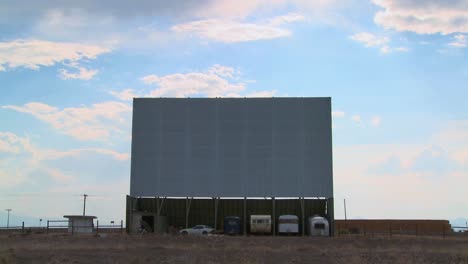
1, 233, 468, 264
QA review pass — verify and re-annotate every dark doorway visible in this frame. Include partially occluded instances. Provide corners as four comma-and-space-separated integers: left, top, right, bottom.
141, 215, 154, 232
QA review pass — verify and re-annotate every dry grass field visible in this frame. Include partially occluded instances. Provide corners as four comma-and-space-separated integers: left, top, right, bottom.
1, 233, 468, 264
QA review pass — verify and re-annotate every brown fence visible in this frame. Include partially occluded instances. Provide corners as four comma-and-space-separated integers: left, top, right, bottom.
0, 220, 124, 235
335, 219, 453, 238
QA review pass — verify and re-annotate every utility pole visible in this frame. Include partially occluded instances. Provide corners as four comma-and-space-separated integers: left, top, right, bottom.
344, 199, 347, 221
82, 194, 88, 216
5, 209, 12, 228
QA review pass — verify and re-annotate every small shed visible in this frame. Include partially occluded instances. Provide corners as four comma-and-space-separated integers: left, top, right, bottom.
64, 215, 96, 234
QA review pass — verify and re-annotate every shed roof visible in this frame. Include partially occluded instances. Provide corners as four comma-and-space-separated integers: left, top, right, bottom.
64, 215, 97, 219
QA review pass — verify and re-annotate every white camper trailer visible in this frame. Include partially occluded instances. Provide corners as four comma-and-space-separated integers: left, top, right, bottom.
278, 215, 299, 234
250, 215, 271, 234
308, 216, 329, 236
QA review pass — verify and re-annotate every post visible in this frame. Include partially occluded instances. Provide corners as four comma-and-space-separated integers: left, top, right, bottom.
272, 197, 276, 236
71, 219, 74, 235
82, 194, 88, 216
5, 209, 12, 228
22, 221, 24, 233
121, 220, 124, 233
300, 198, 305, 236
96, 220, 99, 235
47, 220, 49, 234
213, 198, 219, 231
243, 197, 247, 236
327, 197, 335, 237
344, 199, 347, 221
185, 197, 192, 229
155, 197, 159, 233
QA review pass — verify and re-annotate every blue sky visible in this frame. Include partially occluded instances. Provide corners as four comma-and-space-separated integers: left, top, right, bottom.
0, 0, 467, 226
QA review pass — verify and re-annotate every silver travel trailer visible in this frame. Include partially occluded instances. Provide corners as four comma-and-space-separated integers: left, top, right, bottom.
250, 215, 271, 234
308, 216, 329, 236
278, 215, 299, 234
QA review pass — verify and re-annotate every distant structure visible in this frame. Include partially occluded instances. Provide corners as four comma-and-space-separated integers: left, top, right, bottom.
335, 219, 452, 236
64, 215, 96, 234
127, 97, 334, 235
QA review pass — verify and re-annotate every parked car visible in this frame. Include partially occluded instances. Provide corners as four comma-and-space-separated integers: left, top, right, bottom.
179, 225, 214, 235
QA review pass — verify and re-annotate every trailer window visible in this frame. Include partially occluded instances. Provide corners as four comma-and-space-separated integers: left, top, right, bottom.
279, 219, 298, 224
314, 223, 325, 229
253, 219, 269, 224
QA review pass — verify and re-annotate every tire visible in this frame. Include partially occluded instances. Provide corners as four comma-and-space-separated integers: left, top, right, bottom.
181, 231, 188, 235
202, 231, 208, 235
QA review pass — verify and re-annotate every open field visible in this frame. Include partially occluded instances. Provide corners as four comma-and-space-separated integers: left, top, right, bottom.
1, 234, 468, 264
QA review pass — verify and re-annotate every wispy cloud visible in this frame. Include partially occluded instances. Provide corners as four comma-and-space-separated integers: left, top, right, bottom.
448, 34, 467, 48
3, 102, 131, 141
137, 64, 275, 97
109, 89, 139, 101
373, 0, 468, 35
371, 116, 382, 127
332, 111, 346, 118
0, 39, 109, 79
350, 32, 408, 54
351, 114, 362, 123
171, 13, 305, 43
0, 131, 129, 188
334, 120, 468, 219
58, 62, 98, 80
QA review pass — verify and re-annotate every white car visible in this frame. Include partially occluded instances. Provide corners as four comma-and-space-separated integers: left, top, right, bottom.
179, 225, 214, 235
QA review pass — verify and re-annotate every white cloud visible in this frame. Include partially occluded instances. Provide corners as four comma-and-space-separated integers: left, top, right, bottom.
267, 12, 306, 26
351, 114, 361, 123
334, 121, 468, 219
171, 13, 305, 43
109, 89, 139, 101
0, 170, 28, 189
371, 116, 382, 127
448, 34, 467, 48
332, 111, 345, 118
39, 148, 130, 161
140, 64, 274, 98
0, 132, 33, 154
3, 101, 131, 141
195, 0, 338, 20
208, 64, 239, 78
373, 0, 468, 35
58, 62, 98, 80
0, 131, 129, 161
394, 46, 409, 52
245, 90, 277, 97
350, 32, 408, 54
0, 39, 109, 80
350, 32, 389, 47
0, 131, 129, 187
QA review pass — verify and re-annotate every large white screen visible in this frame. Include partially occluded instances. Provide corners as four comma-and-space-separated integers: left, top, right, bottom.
130, 98, 333, 198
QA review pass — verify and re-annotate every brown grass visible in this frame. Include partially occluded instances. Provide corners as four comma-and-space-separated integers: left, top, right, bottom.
1, 233, 467, 264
